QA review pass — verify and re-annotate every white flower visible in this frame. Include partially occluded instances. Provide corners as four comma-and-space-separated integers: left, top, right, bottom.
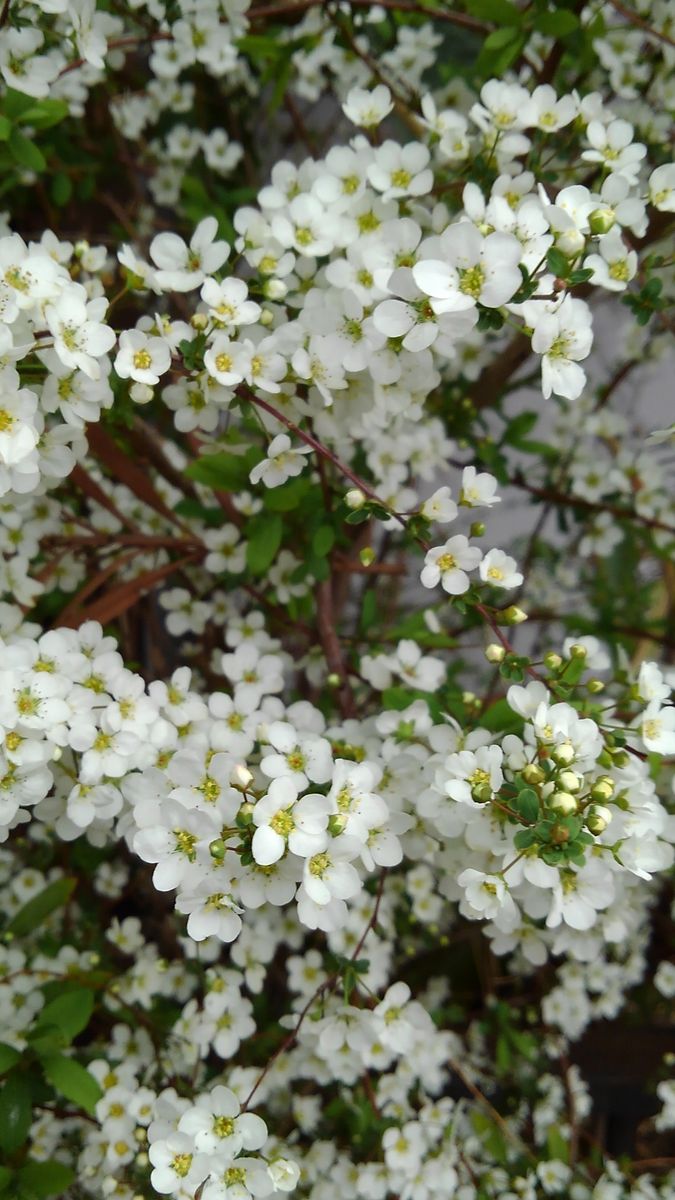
178, 1085, 267, 1156
460, 466, 501, 507
421, 486, 458, 523
342, 84, 393, 128
530, 296, 593, 400
585, 228, 637, 291
458, 868, 517, 922
201, 276, 261, 327
479, 548, 523, 589
420, 535, 482, 595
251, 777, 328, 865
150, 217, 229, 291
114, 330, 172, 385
582, 119, 646, 182
45, 287, 116, 380
413, 225, 523, 312
249, 434, 312, 489
639, 703, 675, 754
648, 163, 675, 212
368, 141, 433, 202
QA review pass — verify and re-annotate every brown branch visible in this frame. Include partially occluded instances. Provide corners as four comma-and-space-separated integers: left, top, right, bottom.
249, 0, 488, 32
511, 472, 675, 536
316, 577, 357, 717
606, 0, 675, 48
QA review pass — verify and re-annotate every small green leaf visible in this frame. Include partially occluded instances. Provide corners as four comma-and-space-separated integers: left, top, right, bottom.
0, 1044, 20, 1075
185, 451, 256, 492
17, 99, 69, 130
17, 1160, 75, 1198
312, 525, 335, 557
41, 1054, 102, 1116
546, 247, 570, 278
6, 877, 76, 937
8, 129, 46, 173
0, 1074, 32, 1154
34, 989, 94, 1044
535, 10, 580, 36
0, 116, 10, 141
0, 1165, 13, 1194
246, 513, 283, 575
51, 172, 73, 207
515, 788, 540, 823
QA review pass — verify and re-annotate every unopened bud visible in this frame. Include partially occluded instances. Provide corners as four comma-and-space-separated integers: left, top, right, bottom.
499, 605, 528, 626
551, 742, 575, 766
135, 1153, 149, 1169
485, 643, 505, 664
264, 278, 287, 300
522, 763, 545, 785
191, 311, 209, 330
462, 690, 477, 706
52, 746, 63, 761
130, 382, 154, 405
544, 652, 563, 671
134, 1127, 147, 1143
470, 521, 486, 537
345, 487, 366, 510
588, 207, 615, 236
613, 750, 629, 768
586, 805, 612, 834
556, 227, 585, 257
471, 783, 493, 804
231, 763, 253, 789
209, 838, 226, 862
587, 678, 605, 693
359, 546, 375, 567
558, 770, 582, 793
590, 776, 615, 802
551, 823, 570, 844
549, 790, 578, 815
326, 672, 341, 687
569, 643, 587, 659
328, 813, 347, 836
259, 307, 274, 326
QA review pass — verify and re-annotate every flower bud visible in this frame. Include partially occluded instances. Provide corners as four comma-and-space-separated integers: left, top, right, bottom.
551, 742, 575, 766
556, 227, 585, 257
259, 307, 274, 326
522, 763, 545, 785
484, 643, 505, 664
498, 605, 528, 625
590, 776, 615, 802
130, 383, 154, 405
470, 521, 486, 537
326, 672, 341, 687
345, 488, 366, 510
613, 750, 629, 768
191, 311, 209, 330
544, 652, 563, 671
264, 278, 288, 300
209, 838, 226, 861
586, 804, 612, 834
471, 783, 493, 804
569, 643, 587, 659
359, 546, 375, 566
587, 678, 605, 693
558, 770, 582, 793
231, 763, 253, 789
589, 207, 616, 236
549, 790, 578, 815
551, 823, 570, 844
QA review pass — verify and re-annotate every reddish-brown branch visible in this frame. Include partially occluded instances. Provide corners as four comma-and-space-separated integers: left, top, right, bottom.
249, 0, 488, 32
606, 0, 675, 48
316, 577, 357, 717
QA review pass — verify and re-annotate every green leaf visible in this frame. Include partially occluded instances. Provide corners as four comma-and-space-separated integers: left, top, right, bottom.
265, 477, 310, 511
0, 1073, 32, 1154
0, 1166, 12, 1195
6, 877, 76, 937
515, 788, 540, 823
8, 129, 46, 173
480, 699, 523, 733
51, 172, 73, 207
17, 1160, 75, 1198
467, 0, 521, 23
535, 10, 580, 36
514, 828, 537, 849
41, 1054, 102, 1116
312, 526, 335, 558
185, 450, 256, 492
0, 116, 10, 141
0, 1044, 20, 1075
34, 989, 94, 1043
246, 513, 283, 575
546, 247, 570, 278
17, 99, 69, 130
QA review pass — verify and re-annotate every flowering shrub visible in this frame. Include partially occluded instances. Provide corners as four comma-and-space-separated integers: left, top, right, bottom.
0, 0, 673, 1198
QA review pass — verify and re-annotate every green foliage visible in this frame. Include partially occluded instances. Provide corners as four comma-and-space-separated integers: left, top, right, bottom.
5, 878, 76, 938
